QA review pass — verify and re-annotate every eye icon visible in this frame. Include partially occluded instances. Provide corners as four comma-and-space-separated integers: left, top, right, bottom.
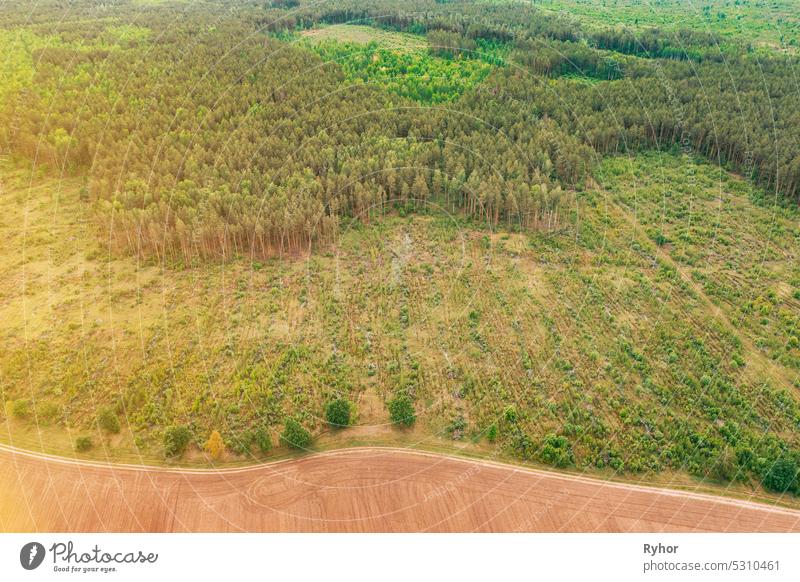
20, 542, 46, 570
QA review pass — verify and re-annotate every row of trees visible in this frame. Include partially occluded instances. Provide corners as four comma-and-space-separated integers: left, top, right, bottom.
158, 397, 353, 459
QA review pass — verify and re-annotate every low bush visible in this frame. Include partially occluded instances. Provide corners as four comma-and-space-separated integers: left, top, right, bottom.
253, 426, 272, 453
325, 398, 352, 428
280, 418, 312, 449
540, 434, 574, 468
39, 401, 61, 424
762, 458, 798, 493
12, 399, 30, 419
75, 436, 93, 452
388, 395, 416, 427
97, 407, 121, 434
163, 425, 192, 458
447, 415, 466, 439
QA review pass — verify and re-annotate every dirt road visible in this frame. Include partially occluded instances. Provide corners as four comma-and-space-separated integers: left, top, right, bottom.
1, 446, 798, 532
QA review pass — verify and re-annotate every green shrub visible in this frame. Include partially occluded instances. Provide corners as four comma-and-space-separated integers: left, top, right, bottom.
12, 399, 30, 419
509, 427, 535, 459
447, 415, 466, 439
39, 401, 61, 423
75, 436, 93, 452
503, 406, 518, 423
97, 407, 121, 433
325, 398, 352, 428
399, 305, 409, 326
253, 427, 272, 453
486, 423, 498, 442
388, 395, 416, 427
540, 434, 574, 468
735, 446, 755, 470
280, 418, 312, 449
762, 458, 798, 493
229, 433, 253, 455
163, 425, 192, 458
708, 448, 739, 482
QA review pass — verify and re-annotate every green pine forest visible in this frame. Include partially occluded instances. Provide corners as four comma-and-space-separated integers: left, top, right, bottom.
1, 0, 800, 501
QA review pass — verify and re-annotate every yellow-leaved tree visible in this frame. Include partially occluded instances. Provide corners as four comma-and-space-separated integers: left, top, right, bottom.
204, 430, 225, 460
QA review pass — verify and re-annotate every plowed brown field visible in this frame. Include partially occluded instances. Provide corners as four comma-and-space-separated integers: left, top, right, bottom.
1, 446, 799, 532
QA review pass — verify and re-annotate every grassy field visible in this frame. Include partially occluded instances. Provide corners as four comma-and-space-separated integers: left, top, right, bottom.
300, 24, 427, 51
1, 151, 799, 500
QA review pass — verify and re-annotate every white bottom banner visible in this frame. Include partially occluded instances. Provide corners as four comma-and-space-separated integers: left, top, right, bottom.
1, 534, 798, 581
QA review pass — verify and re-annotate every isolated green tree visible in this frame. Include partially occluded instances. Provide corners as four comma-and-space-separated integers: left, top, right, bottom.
280, 418, 312, 449
325, 398, 352, 428
540, 434, 574, 468
388, 395, 416, 427
762, 458, 798, 493
253, 426, 272, 453
163, 425, 192, 458
97, 407, 121, 434
12, 399, 30, 419
75, 436, 93, 452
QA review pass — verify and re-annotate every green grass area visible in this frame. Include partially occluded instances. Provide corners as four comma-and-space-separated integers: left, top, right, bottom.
2, 153, 799, 499
535, 0, 800, 51
300, 24, 427, 51
297, 24, 506, 103
308, 40, 495, 102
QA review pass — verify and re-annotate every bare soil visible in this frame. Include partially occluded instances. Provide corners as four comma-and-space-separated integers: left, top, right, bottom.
2, 446, 799, 532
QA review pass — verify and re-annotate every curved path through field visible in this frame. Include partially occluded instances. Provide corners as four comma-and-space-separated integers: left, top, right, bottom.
1, 445, 799, 532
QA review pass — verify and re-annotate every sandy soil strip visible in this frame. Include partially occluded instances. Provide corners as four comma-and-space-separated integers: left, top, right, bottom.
1, 445, 798, 532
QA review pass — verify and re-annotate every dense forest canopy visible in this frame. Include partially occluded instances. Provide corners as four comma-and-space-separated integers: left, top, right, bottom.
0, 0, 798, 262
